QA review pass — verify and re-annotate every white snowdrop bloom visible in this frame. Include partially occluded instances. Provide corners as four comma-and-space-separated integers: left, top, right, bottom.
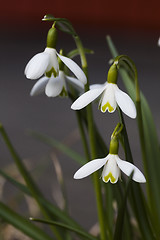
25, 48, 87, 85
30, 71, 85, 97
158, 37, 160, 47
71, 82, 136, 119
74, 154, 146, 184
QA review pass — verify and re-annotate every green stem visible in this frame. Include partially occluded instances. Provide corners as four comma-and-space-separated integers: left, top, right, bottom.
73, 36, 107, 240
76, 111, 90, 160
0, 123, 63, 240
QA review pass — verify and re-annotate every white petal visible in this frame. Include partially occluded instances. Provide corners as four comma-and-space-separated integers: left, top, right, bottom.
100, 83, 117, 113
115, 156, 146, 183
65, 75, 84, 92
74, 157, 107, 179
30, 76, 49, 96
45, 75, 63, 97
45, 48, 59, 74
71, 86, 105, 110
115, 88, 137, 118
90, 83, 106, 90
102, 154, 120, 183
57, 53, 87, 84
25, 52, 50, 79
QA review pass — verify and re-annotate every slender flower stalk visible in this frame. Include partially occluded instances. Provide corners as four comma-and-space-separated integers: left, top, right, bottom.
74, 35, 107, 240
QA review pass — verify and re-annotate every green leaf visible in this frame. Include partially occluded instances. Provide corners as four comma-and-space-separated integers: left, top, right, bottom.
30, 218, 97, 240
0, 169, 31, 196
28, 130, 86, 165
67, 48, 94, 59
0, 201, 53, 240
113, 172, 133, 240
106, 36, 160, 237
0, 169, 95, 239
42, 14, 76, 36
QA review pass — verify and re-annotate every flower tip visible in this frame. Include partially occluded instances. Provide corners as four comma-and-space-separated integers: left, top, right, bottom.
71, 103, 77, 110
73, 172, 82, 179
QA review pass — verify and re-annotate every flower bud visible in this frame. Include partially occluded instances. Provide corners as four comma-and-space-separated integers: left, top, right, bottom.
46, 27, 57, 49
107, 64, 118, 84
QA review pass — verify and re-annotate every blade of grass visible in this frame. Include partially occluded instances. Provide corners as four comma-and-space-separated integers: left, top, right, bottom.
0, 169, 97, 240
113, 172, 133, 240
106, 36, 160, 237
0, 124, 64, 240
28, 130, 86, 165
119, 111, 156, 239
30, 218, 98, 240
0, 201, 54, 240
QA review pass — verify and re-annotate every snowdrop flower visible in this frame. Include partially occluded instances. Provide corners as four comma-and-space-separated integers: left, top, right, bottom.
74, 129, 146, 184
25, 26, 87, 85
71, 64, 136, 119
74, 153, 146, 184
30, 70, 85, 97
74, 128, 146, 183
158, 37, 160, 47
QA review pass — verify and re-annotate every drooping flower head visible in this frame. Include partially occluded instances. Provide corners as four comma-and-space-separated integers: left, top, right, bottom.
30, 50, 85, 97
71, 63, 136, 119
74, 123, 146, 184
24, 24, 87, 85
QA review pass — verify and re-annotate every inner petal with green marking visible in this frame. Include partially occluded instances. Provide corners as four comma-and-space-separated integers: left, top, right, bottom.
102, 102, 114, 112
60, 86, 68, 97
104, 172, 116, 183
46, 67, 58, 78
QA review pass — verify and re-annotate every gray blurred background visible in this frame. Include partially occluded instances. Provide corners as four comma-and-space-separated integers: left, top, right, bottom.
0, 0, 160, 237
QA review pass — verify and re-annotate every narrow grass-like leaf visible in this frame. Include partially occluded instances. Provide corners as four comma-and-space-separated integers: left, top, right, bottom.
0, 169, 96, 239
28, 130, 86, 165
113, 172, 133, 240
67, 48, 94, 59
106, 36, 160, 237
0, 169, 31, 196
0, 124, 64, 240
30, 218, 97, 240
42, 14, 76, 36
119, 111, 156, 239
0, 201, 53, 240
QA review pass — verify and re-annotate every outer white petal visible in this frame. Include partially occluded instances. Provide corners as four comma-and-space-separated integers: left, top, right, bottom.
45, 48, 59, 74
45, 75, 63, 97
102, 154, 120, 183
57, 53, 87, 84
90, 83, 106, 90
74, 157, 107, 179
100, 83, 117, 113
25, 52, 50, 79
65, 75, 84, 92
115, 156, 146, 183
115, 88, 137, 119
30, 76, 49, 96
71, 85, 106, 110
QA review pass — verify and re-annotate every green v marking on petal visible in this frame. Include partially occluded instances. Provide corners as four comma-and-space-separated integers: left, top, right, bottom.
60, 86, 68, 97
102, 102, 114, 112
104, 172, 116, 183
46, 67, 58, 78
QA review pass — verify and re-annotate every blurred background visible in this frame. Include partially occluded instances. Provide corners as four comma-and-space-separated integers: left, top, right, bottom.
0, 0, 160, 238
